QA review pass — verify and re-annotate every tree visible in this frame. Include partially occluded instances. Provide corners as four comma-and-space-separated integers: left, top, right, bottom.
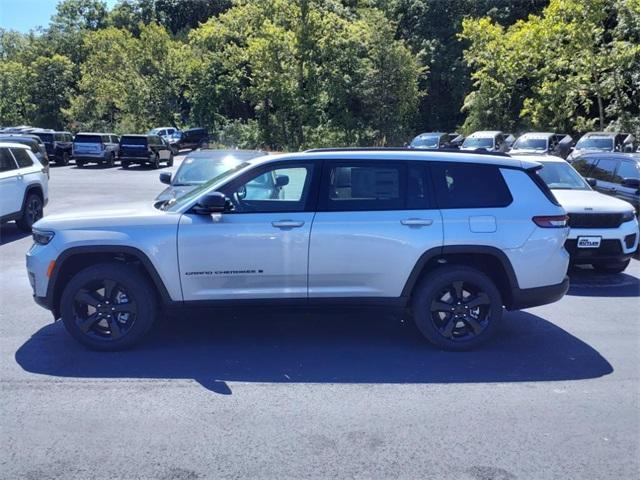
29, 55, 75, 129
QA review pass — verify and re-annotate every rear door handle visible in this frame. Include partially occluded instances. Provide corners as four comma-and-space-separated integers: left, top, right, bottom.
401, 218, 433, 227
272, 220, 305, 229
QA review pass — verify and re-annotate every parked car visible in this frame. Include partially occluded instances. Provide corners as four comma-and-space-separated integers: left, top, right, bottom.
460, 131, 512, 153
73, 133, 120, 167
0, 134, 50, 177
513, 154, 638, 273
0, 142, 48, 231
148, 127, 180, 139
570, 152, 640, 213
119, 134, 173, 169
156, 149, 267, 203
568, 132, 635, 161
28, 148, 570, 351
32, 130, 74, 166
170, 127, 209, 151
409, 132, 463, 150
509, 132, 573, 159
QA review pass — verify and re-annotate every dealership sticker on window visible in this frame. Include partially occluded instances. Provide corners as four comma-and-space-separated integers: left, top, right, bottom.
577, 236, 602, 248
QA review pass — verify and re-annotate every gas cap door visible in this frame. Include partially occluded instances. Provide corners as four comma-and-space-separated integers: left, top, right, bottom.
469, 215, 497, 233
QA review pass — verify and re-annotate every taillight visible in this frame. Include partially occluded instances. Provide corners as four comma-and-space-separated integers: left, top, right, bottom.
532, 215, 569, 228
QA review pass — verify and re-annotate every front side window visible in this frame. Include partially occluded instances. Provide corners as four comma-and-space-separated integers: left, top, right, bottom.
10, 148, 34, 168
590, 158, 620, 182
223, 164, 313, 213
431, 162, 512, 208
321, 162, 404, 211
0, 148, 17, 172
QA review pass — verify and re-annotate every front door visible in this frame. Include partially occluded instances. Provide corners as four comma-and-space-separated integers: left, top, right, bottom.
178, 161, 318, 301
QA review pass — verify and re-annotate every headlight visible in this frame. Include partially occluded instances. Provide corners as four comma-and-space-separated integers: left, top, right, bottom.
32, 229, 55, 245
622, 210, 636, 223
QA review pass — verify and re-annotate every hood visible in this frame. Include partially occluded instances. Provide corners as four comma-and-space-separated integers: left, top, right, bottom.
34, 201, 180, 231
552, 189, 635, 214
154, 185, 197, 203
509, 148, 546, 155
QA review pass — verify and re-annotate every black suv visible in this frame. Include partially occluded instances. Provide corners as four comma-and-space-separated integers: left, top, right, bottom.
171, 127, 209, 151
119, 134, 174, 169
33, 131, 74, 166
572, 152, 640, 211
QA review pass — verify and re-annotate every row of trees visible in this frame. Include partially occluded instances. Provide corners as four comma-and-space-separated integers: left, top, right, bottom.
0, 0, 638, 150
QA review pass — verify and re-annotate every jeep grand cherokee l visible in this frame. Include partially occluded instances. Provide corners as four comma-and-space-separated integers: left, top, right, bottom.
27, 149, 570, 351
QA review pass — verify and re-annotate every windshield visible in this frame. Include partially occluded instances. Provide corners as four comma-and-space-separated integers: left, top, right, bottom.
513, 138, 547, 150
538, 161, 590, 190
34, 133, 54, 143
576, 137, 613, 151
411, 135, 440, 148
162, 162, 251, 211
462, 137, 494, 148
172, 152, 263, 186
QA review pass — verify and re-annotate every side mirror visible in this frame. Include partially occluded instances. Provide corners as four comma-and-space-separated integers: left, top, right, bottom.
193, 192, 227, 214
275, 175, 289, 188
159, 172, 171, 185
586, 177, 597, 188
621, 178, 640, 189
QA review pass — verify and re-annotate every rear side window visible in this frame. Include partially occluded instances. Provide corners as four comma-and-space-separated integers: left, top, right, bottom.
590, 158, 620, 182
0, 148, 17, 172
10, 148, 34, 168
617, 161, 639, 181
321, 162, 404, 211
75, 135, 102, 143
431, 162, 512, 209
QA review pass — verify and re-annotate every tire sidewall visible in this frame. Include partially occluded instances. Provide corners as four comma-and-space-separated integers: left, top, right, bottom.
411, 266, 503, 351
60, 263, 157, 351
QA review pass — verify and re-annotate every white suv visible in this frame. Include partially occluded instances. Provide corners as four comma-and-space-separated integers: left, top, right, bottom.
0, 142, 49, 231
26, 149, 570, 351
514, 154, 638, 273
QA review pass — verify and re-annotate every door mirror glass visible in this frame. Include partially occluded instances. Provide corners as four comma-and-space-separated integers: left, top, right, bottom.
159, 172, 171, 185
586, 177, 597, 187
275, 175, 289, 188
193, 192, 227, 214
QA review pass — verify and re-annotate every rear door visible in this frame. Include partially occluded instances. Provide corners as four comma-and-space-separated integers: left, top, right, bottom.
612, 160, 639, 208
308, 160, 443, 299
0, 148, 22, 216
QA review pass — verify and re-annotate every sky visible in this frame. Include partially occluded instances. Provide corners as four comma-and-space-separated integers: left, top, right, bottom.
0, 0, 118, 33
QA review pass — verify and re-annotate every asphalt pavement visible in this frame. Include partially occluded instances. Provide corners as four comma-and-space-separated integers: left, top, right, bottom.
0, 156, 639, 479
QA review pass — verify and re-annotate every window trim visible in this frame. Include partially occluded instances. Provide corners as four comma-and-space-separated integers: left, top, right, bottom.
218, 159, 321, 214
0, 147, 19, 173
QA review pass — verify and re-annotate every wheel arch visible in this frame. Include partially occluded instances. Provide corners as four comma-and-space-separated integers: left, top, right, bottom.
402, 245, 519, 309
47, 245, 174, 318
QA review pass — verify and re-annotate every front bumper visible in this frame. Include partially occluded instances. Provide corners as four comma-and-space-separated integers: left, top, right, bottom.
508, 276, 570, 310
565, 221, 639, 264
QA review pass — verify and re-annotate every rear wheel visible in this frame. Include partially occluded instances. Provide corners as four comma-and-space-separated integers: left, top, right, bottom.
167, 153, 174, 167
60, 263, 157, 351
411, 266, 503, 351
76, 160, 84, 168
152, 153, 160, 169
60, 152, 70, 166
16, 192, 43, 231
122, 161, 129, 169
107, 153, 115, 167
592, 259, 630, 274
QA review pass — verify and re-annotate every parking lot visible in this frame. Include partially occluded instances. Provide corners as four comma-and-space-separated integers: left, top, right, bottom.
1, 155, 639, 479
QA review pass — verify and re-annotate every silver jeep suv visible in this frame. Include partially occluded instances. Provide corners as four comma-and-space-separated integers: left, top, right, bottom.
27, 149, 570, 351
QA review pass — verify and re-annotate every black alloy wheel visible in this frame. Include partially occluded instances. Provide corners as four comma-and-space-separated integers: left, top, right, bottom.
16, 193, 43, 231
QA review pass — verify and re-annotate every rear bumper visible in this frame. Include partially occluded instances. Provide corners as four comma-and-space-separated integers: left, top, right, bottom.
120, 155, 153, 163
74, 154, 108, 162
508, 276, 570, 310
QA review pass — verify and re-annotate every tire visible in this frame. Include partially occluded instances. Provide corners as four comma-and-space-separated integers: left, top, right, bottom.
152, 154, 160, 169
61, 152, 70, 166
76, 161, 84, 168
411, 266, 503, 351
107, 153, 115, 168
16, 192, 44, 231
592, 259, 631, 274
122, 161, 129, 169
60, 262, 157, 351
167, 153, 174, 167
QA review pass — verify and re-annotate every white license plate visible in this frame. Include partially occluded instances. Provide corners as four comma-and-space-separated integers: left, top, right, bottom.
577, 236, 601, 248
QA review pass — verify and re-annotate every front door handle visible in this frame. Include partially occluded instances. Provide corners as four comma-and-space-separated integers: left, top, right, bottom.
272, 220, 305, 229
401, 218, 433, 227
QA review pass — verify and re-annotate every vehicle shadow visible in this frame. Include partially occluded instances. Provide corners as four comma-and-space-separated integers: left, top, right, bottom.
567, 267, 640, 297
0, 223, 29, 245
15, 310, 613, 394
118, 165, 170, 171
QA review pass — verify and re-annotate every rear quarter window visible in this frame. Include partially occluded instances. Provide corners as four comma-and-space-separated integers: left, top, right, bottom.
431, 162, 513, 209
10, 148, 34, 168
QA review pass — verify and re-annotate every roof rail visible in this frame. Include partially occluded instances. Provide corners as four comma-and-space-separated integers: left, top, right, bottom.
304, 147, 512, 157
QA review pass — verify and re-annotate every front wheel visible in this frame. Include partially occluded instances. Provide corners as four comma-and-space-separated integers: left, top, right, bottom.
152, 154, 160, 169
122, 161, 129, 169
593, 259, 630, 274
61, 152, 70, 166
411, 266, 503, 351
16, 193, 43, 231
167, 153, 174, 167
107, 153, 115, 168
60, 263, 157, 351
